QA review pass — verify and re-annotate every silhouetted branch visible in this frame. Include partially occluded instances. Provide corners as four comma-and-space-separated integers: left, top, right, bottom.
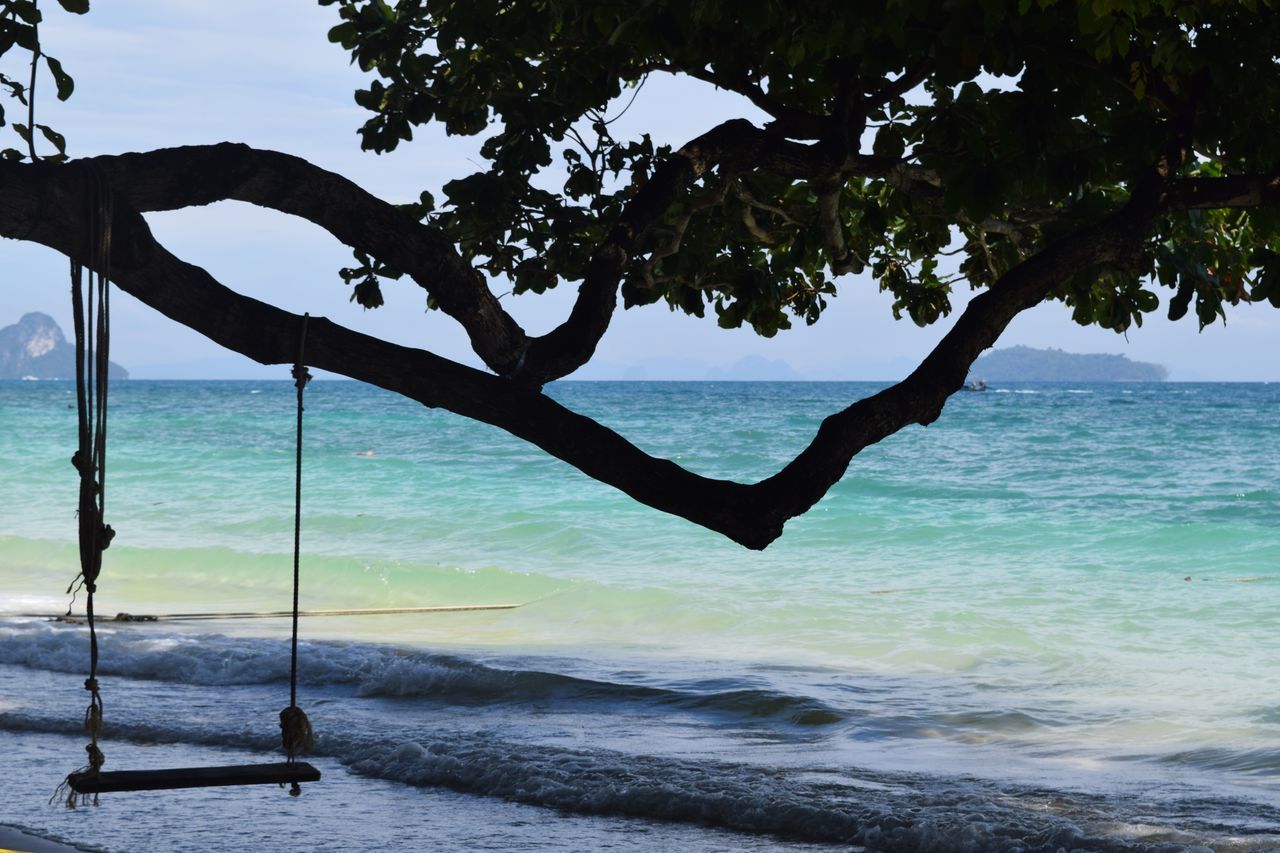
0, 156, 1171, 547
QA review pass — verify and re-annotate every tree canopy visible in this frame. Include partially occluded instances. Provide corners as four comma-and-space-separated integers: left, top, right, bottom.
1, 0, 1278, 547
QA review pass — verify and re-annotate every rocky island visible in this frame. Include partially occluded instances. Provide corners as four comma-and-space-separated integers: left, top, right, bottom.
970, 345, 1167, 382
0, 312, 129, 380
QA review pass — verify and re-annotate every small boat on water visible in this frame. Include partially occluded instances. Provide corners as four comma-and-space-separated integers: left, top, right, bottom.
962, 379, 988, 392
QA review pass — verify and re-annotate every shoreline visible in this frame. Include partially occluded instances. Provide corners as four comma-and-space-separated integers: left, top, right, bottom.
0, 825, 87, 853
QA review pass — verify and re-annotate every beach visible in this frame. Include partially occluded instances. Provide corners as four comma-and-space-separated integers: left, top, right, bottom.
2, 380, 1278, 851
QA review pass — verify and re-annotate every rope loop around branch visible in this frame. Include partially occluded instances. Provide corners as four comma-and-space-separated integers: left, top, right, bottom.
292, 312, 311, 391
58, 161, 115, 808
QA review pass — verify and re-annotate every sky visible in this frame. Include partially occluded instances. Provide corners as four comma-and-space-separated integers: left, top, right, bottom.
2, 1, 1277, 381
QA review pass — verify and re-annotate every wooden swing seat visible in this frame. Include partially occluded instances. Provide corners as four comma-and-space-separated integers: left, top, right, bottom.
67, 762, 321, 794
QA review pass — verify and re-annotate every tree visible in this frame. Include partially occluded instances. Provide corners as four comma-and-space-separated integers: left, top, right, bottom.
1, 0, 1278, 549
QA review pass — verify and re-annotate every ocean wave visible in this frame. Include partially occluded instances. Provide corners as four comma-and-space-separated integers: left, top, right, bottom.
675, 688, 845, 725
342, 738, 1126, 851
0, 707, 1232, 851
1159, 746, 1280, 775
0, 621, 845, 726
0, 620, 304, 687
4, 619, 1279, 849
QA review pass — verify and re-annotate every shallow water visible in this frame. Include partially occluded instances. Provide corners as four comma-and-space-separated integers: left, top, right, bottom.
1, 379, 1278, 850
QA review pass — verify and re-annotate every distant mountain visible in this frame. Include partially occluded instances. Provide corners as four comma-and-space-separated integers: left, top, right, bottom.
570, 354, 803, 380
970, 345, 1166, 382
705, 355, 803, 381
0, 313, 129, 380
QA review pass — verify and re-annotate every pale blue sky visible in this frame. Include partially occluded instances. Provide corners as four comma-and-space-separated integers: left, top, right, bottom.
2, 1, 1277, 380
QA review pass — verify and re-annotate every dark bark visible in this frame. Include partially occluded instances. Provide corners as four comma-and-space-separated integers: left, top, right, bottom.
85, 131, 832, 389
0, 154, 1173, 548
89, 145, 532, 377
514, 119, 785, 385
1166, 174, 1280, 209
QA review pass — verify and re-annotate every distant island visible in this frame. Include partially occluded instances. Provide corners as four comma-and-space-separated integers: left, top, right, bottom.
0, 312, 129, 380
970, 345, 1167, 382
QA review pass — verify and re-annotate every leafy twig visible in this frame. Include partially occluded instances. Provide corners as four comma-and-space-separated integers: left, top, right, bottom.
26, 3, 37, 161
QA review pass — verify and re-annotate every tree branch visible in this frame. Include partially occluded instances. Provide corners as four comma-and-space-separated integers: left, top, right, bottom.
863, 61, 932, 111
1166, 173, 1280, 209
71, 139, 912, 395
0, 158, 1165, 548
814, 179, 864, 275
512, 128, 929, 385
513, 119, 789, 385
85, 144, 531, 377
626, 61, 828, 139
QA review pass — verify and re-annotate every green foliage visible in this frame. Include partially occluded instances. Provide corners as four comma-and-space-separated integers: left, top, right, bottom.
0, 0, 85, 162
10, 0, 1280, 342
339, 250, 401, 309
316, 0, 1280, 336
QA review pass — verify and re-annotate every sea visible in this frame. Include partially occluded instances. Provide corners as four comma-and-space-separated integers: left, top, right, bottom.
0, 379, 1277, 852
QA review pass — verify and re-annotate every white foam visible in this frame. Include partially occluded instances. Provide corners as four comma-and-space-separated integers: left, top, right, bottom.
2, 619, 1277, 849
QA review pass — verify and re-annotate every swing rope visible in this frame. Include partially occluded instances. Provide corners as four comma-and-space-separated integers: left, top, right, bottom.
58, 165, 116, 808
279, 313, 315, 794
56, 174, 317, 801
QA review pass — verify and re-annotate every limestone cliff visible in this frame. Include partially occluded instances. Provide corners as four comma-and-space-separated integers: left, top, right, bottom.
0, 313, 129, 379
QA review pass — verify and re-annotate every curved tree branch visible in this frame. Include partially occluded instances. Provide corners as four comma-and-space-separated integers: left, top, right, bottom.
84, 137, 944, 392
864, 61, 932, 110
625, 61, 829, 139
512, 119, 809, 385
1166, 173, 1280, 209
815, 179, 864, 276
0, 156, 1172, 548
513, 126, 931, 385
87, 135, 837, 390
86, 144, 532, 377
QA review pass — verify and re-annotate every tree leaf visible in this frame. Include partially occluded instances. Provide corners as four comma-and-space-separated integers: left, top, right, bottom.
9, 1, 42, 25
36, 123, 66, 156
44, 55, 74, 101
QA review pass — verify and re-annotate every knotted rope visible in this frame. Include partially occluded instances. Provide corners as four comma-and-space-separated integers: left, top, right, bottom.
280, 313, 314, 795
56, 163, 115, 808
279, 706, 315, 761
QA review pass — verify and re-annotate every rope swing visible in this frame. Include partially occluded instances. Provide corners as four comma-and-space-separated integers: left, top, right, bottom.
58, 164, 115, 807
56, 171, 319, 802
280, 314, 316, 789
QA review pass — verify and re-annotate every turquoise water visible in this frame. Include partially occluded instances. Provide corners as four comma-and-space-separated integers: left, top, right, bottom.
1, 379, 1278, 851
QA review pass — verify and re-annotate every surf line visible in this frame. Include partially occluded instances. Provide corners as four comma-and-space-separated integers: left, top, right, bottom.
14, 604, 525, 623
